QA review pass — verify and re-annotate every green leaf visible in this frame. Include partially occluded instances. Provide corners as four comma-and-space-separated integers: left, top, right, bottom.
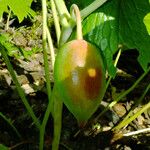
0, 0, 35, 22
144, 13, 150, 35
82, 0, 150, 76
0, 144, 9, 150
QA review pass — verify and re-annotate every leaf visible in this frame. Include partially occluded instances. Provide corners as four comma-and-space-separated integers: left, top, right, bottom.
0, 144, 9, 150
0, 0, 35, 22
144, 13, 150, 35
81, 0, 150, 76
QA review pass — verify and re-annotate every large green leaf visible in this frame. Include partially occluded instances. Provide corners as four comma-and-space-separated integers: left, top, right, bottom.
81, 0, 150, 76
0, 0, 35, 22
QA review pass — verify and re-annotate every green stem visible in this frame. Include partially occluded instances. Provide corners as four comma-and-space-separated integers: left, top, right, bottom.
81, 0, 108, 19
113, 83, 150, 131
39, 93, 54, 150
50, 0, 61, 45
95, 67, 150, 121
0, 44, 40, 129
70, 4, 83, 40
39, 0, 53, 149
106, 49, 122, 89
42, 0, 52, 105
52, 87, 63, 150
46, 26, 55, 68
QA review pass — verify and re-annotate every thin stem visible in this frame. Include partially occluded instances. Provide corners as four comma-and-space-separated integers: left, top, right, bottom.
0, 44, 40, 129
39, 0, 52, 149
71, 4, 83, 40
114, 83, 150, 131
95, 67, 150, 121
81, 0, 108, 19
50, 0, 61, 45
39, 93, 54, 150
106, 49, 122, 89
46, 26, 55, 68
123, 127, 150, 137
42, 0, 52, 105
52, 88, 63, 150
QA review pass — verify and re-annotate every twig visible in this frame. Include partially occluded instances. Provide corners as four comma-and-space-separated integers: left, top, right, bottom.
123, 128, 150, 137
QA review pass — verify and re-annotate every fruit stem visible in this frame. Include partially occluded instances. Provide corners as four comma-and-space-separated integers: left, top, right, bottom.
71, 4, 83, 40
81, 0, 108, 19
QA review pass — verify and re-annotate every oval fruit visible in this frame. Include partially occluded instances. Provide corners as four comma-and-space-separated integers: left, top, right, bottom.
54, 40, 106, 126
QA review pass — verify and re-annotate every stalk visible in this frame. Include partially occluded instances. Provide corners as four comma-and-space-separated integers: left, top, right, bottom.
0, 44, 40, 129
52, 88, 63, 150
106, 49, 122, 89
46, 26, 55, 68
70, 4, 83, 40
39, 0, 53, 149
81, 0, 108, 19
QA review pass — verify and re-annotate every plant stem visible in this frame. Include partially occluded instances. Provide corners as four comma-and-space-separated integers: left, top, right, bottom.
39, 0, 53, 149
46, 26, 55, 68
0, 44, 40, 129
50, 0, 61, 45
81, 0, 108, 19
123, 127, 150, 137
39, 94, 54, 150
70, 4, 83, 40
42, 0, 52, 106
95, 67, 150, 121
52, 87, 63, 150
106, 49, 122, 89
113, 83, 150, 131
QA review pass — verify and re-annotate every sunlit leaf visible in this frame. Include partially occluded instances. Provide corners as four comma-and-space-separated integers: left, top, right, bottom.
144, 13, 150, 35
0, 0, 35, 22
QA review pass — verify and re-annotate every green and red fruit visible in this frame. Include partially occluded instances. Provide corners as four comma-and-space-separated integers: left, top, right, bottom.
54, 40, 106, 126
